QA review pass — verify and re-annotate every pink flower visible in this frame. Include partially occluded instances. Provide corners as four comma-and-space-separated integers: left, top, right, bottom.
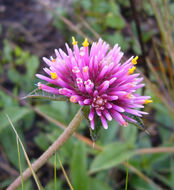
36, 37, 152, 130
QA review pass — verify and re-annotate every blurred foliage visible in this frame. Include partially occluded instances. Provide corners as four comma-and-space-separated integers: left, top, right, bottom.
0, 0, 174, 190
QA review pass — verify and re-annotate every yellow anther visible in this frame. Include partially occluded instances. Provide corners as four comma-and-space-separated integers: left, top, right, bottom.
51, 72, 58, 80
82, 38, 89, 47
83, 66, 89, 73
128, 66, 136, 74
132, 56, 139, 65
72, 36, 78, 45
70, 96, 77, 103
144, 99, 153, 104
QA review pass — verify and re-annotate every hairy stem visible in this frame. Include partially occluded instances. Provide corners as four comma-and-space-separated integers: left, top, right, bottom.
7, 108, 84, 190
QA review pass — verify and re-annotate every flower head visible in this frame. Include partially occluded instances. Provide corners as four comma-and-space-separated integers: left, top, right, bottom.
36, 38, 152, 130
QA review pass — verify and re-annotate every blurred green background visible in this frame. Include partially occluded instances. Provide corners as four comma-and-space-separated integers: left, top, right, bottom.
0, 0, 174, 189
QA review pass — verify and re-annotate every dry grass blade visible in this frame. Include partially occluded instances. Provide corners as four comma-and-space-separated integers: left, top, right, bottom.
150, 0, 174, 65
166, 56, 174, 90
136, 147, 174, 155
6, 114, 43, 190
153, 39, 170, 91
58, 155, 74, 190
142, 74, 174, 116
146, 58, 174, 106
162, 0, 174, 66
149, 0, 165, 43
146, 58, 166, 89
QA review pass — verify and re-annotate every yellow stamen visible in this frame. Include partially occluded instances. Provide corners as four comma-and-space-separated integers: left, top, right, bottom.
144, 99, 153, 104
51, 72, 58, 80
70, 96, 77, 103
128, 66, 136, 74
132, 56, 139, 65
83, 66, 89, 73
72, 36, 78, 45
82, 38, 89, 47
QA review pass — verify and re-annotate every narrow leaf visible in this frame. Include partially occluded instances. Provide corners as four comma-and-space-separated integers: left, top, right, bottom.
89, 142, 135, 173
16, 138, 24, 190
89, 114, 102, 142
82, 106, 102, 141
123, 112, 150, 134
125, 157, 129, 190
23, 85, 69, 101
54, 153, 57, 190
88, 177, 112, 190
0, 107, 31, 133
71, 142, 88, 190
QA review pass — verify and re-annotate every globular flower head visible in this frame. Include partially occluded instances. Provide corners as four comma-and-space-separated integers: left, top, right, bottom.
36, 37, 152, 130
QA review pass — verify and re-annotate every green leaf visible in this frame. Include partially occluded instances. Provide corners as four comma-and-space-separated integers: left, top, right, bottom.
104, 32, 130, 51
0, 90, 17, 107
123, 112, 149, 134
71, 142, 89, 190
154, 172, 174, 189
88, 177, 112, 190
78, 0, 92, 10
81, 106, 90, 118
34, 133, 50, 150
171, 158, 174, 186
14, 46, 22, 57
24, 85, 69, 101
44, 180, 62, 190
0, 127, 27, 169
26, 55, 39, 78
89, 116, 102, 142
82, 106, 102, 141
35, 104, 67, 124
131, 177, 157, 190
99, 120, 119, 144
0, 24, 2, 35
47, 128, 74, 167
122, 123, 137, 145
0, 179, 32, 190
0, 107, 31, 133
7, 69, 25, 87
89, 142, 135, 173
105, 13, 125, 29
3, 39, 12, 62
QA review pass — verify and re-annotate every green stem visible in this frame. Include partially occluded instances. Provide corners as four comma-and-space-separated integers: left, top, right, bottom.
125, 157, 129, 190
16, 138, 24, 190
54, 153, 57, 190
